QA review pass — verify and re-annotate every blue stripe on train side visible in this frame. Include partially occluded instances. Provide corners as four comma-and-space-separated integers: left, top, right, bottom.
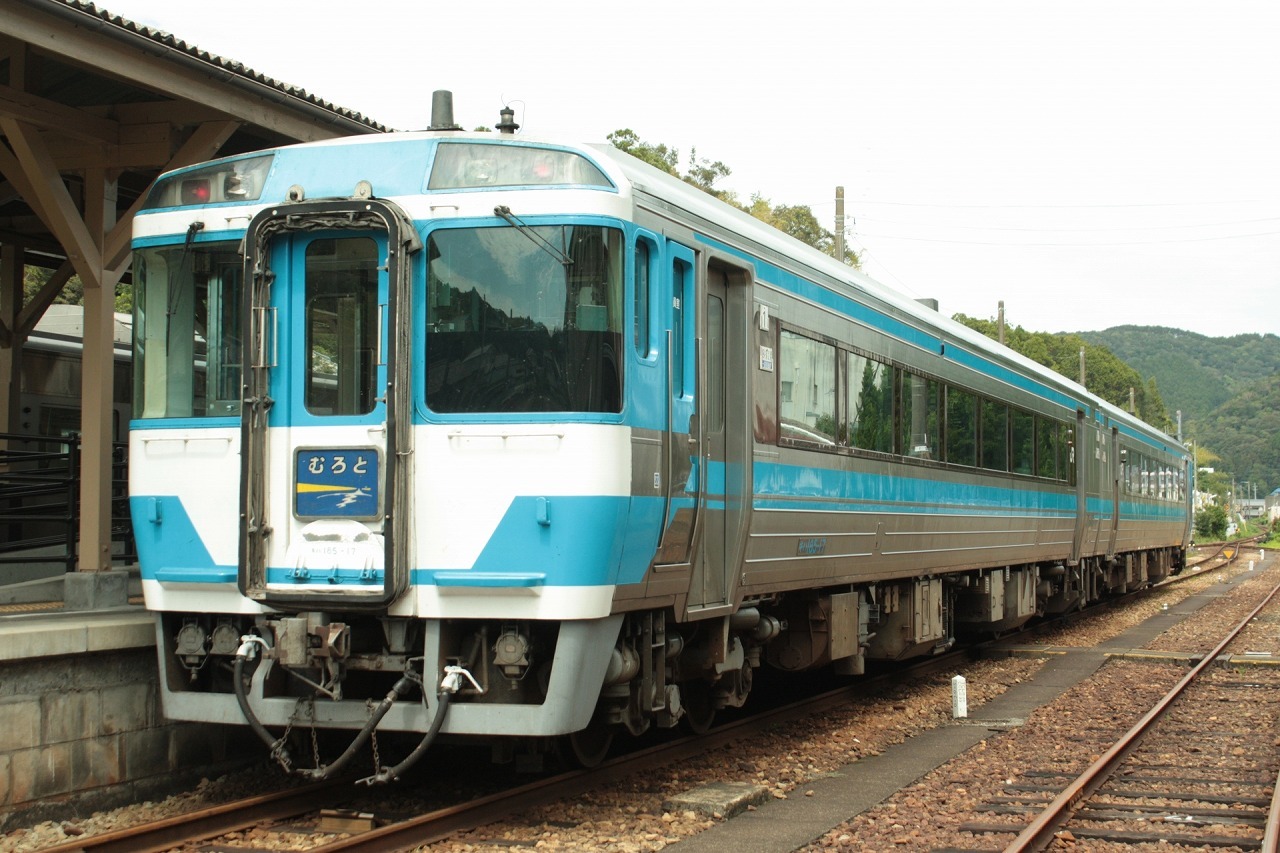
752, 461, 1075, 516
132, 473, 1180, 590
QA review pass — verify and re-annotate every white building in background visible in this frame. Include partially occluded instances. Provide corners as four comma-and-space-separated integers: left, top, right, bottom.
1266, 488, 1280, 523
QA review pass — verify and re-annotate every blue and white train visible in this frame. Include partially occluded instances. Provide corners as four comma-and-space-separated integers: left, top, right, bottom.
130, 95, 1192, 777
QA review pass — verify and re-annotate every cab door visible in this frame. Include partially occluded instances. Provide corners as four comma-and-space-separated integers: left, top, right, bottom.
240, 199, 419, 610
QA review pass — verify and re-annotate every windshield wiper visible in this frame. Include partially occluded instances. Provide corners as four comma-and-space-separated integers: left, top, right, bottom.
494, 206, 573, 267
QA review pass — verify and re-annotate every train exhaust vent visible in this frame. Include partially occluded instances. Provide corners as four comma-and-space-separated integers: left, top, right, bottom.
429, 90, 461, 131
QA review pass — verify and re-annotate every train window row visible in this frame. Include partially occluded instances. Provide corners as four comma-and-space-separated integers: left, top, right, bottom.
777, 327, 1071, 481
1124, 451, 1186, 502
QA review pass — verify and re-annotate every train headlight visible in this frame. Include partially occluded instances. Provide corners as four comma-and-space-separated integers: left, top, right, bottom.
493, 628, 532, 679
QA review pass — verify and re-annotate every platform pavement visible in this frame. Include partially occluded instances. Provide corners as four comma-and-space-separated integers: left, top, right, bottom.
663, 551, 1274, 853
0, 568, 149, 660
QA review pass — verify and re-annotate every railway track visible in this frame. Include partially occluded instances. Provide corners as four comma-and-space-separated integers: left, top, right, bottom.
35, 645, 974, 852
31, 538, 1271, 852
946, 568, 1280, 852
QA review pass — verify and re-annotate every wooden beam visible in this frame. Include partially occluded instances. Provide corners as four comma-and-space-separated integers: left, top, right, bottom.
0, 82, 120, 142
110, 100, 232, 127
102, 119, 240, 270
78, 166, 117, 571
15, 260, 74, 339
0, 117, 103, 285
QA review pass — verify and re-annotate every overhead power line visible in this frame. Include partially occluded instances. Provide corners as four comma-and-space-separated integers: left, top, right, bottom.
854, 228, 1280, 247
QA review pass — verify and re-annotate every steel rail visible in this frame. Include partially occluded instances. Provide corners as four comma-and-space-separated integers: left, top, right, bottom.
36, 778, 352, 853
308, 647, 976, 852
1002, 571, 1280, 853
1264, 762, 1280, 853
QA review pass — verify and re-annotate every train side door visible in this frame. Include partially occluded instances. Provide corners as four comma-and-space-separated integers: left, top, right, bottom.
686, 260, 752, 613
1069, 409, 1087, 564
240, 200, 418, 610
1107, 426, 1120, 557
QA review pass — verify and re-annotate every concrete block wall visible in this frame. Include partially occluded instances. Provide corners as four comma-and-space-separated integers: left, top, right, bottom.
0, 611, 257, 830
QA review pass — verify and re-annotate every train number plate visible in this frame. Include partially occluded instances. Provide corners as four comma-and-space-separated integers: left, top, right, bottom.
294, 448, 381, 519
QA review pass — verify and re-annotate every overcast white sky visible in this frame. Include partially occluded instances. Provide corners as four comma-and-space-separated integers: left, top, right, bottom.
104, 0, 1280, 338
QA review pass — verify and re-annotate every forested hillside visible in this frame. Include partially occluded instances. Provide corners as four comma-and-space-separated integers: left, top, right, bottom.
957, 320, 1279, 492
952, 315, 1172, 431
1077, 327, 1280, 431
1077, 327, 1280, 490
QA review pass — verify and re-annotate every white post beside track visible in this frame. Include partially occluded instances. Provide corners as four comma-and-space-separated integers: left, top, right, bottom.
951, 675, 968, 719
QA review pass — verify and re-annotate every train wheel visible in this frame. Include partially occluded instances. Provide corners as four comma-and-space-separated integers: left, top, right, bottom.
681, 680, 716, 734
566, 716, 614, 768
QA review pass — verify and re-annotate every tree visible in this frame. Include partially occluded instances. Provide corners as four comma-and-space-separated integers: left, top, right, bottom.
606, 130, 859, 266
1194, 503, 1228, 540
21, 263, 132, 314
953, 313, 1174, 432
606, 129, 679, 176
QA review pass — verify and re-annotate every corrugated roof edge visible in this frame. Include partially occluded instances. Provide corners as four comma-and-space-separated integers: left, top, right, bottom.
46, 0, 389, 133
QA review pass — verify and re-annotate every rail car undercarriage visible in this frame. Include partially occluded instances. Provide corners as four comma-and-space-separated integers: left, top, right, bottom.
161, 547, 1182, 777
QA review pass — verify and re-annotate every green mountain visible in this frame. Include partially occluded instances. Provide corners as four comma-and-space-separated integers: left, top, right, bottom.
955, 319, 1280, 492
1076, 326, 1280, 491
1077, 326, 1280, 426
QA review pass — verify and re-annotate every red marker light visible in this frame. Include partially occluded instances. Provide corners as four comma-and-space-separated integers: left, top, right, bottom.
181, 179, 212, 205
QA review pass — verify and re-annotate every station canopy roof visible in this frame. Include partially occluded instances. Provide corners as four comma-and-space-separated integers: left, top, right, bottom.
1, 0, 387, 279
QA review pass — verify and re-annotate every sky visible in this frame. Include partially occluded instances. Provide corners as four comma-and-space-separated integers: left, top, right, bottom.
101, 0, 1280, 339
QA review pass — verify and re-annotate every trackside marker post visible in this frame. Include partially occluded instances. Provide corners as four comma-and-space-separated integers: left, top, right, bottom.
952, 675, 968, 719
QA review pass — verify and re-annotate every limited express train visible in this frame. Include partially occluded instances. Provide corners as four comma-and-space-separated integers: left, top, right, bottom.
130, 97, 1192, 778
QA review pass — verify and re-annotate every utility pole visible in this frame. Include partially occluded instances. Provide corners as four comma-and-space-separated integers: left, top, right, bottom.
834, 186, 845, 262
1078, 349, 1086, 386
997, 301, 1005, 345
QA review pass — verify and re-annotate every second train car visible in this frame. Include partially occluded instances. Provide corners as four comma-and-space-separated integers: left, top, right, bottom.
130, 97, 1193, 777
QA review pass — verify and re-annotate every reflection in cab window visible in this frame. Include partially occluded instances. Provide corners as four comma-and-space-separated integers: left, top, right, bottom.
426, 224, 623, 413
847, 353, 894, 453
779, 330, 836, 444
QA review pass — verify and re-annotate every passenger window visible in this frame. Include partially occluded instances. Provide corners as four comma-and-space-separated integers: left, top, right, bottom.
1011, 409, 1034, 474
945, 387, 976, 466
847, 352, 894, 453
671, 259, 691, 397
779, 330, 837, 445
634, 240, 652, 357
980, 399, 1009, 471
707, 294, 725, 431
1035, 417, 1057, 479
900, 373, 940, 459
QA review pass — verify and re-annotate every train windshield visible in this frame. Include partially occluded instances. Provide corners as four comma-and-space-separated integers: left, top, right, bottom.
426, 224, 623, 414
132, 242, 243, 419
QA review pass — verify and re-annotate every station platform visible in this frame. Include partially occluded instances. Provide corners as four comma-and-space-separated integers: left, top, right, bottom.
0, 566, 256, 831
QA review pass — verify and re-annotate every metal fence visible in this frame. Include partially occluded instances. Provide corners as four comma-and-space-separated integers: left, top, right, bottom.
0, 432, 135, 572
